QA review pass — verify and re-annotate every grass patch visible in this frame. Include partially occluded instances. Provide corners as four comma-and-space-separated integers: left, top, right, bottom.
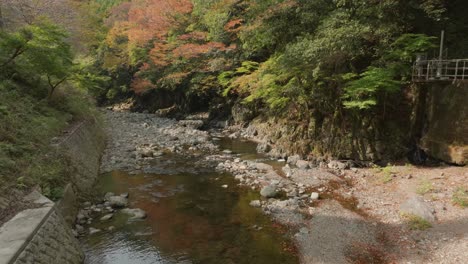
380, 173, 393, 183
452, 187, 468, 207
401, 213, 432, 230
378, 165, 395, 183
416, 180, 434, 195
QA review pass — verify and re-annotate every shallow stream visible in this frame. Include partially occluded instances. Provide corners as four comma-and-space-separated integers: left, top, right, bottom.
81, 138, 297, 264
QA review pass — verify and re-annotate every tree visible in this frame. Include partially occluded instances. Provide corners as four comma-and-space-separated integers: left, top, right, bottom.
0, 19, 74, 98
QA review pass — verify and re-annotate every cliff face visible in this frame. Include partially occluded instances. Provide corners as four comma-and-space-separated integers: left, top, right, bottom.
421, 82, 468, 165
227, 82, 468, 165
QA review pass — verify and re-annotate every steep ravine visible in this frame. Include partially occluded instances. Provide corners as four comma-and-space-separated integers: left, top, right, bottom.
76, 110, 468, 264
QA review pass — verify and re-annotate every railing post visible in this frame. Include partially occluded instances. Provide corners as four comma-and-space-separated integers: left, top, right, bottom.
463, 60, 466, 80
455, 60, 459, 80
426, 62, 430, 80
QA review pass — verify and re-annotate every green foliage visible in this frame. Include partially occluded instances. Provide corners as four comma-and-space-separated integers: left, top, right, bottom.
0, 17, 102, 199
416, 180, 434, 195
401, 213, 432, 230
0, 19, 74, 97
0, 79, 98, 199
343, 34, 436, 110
88, 0, 467, 160
343, 67, 402, 110
387, 34, 437, 63
94, 0, 129, 13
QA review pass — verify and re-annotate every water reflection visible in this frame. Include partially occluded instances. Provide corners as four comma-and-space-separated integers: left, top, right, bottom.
82, 169, 297, 264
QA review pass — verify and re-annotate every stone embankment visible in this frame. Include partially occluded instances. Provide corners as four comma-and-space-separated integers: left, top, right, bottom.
0, 192, 83, 264
0, 120, 104, 264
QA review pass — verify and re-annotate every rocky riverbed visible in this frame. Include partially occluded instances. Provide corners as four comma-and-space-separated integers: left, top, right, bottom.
217, 125, 468, 264
76, 110, 468, 264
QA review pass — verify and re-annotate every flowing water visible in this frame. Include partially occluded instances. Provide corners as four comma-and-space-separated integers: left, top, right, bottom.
81, 138, 297, 264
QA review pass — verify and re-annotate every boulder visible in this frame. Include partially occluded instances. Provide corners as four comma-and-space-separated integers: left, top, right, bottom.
100, 213, 113, 221
104, 192, 114, 201
287, 155, 301, 165
89, 227, 101, 235
107, 196, 128, 208
327, 160, 349, 170
249, 200, 261, 207
310, 192, 320, 200
296, 160, 309, 169
122, 208, 147, 219
260, 185, 278, 198
256, 142, 271, 153
400, 196, 435, 222
179, 120, 204, 129
140, 149, 154, 158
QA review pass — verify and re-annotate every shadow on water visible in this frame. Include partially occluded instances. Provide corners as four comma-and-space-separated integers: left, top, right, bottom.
81, 138, 298, 264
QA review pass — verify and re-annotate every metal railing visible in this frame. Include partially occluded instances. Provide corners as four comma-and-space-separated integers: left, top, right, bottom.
412, 59, 468, 82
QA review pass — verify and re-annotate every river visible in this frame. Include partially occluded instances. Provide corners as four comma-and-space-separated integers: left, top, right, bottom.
79, 111, 298, 264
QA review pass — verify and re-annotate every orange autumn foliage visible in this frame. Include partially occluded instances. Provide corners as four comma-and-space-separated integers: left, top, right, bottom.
131, 78, 155, 94
172, 42, 226, 59
126, 0, 193, 45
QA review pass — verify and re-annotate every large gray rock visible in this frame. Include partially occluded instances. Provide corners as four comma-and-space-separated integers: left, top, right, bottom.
100, 214, 113, 221
256, 142, 271, 153
327, 160, 349, 170
287, 155, 301, 165
121, 208, 147, 219
296, 160, 309, 169
260, 185, 278, 198
140, 149, 154, 158
400, 196, 436, 222
179, 120, 204, 129
249, 200, 261, 207
107, 196, 128, 208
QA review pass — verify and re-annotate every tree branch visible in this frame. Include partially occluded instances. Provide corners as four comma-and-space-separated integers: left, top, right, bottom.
47, 74, 68, 99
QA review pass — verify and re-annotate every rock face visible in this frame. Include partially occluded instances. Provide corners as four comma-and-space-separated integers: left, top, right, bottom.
107, 196, 128, 208
260, 185, 278, 198
256, 142, 271, 153
400, 196, 436, 222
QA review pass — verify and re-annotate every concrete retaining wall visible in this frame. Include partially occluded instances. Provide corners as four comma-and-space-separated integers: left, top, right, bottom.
54, 119, 105, 195
0, 192, 84, 264
421, 82, 468, 165
54, 119, 105, 225
0, 119, 105, 264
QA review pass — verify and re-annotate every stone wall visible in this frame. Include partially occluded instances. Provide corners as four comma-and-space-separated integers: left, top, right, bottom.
0, 192, 83, 264
54, 119, 105, 225
54, 119, 105, 195
0, 120, 105, 264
